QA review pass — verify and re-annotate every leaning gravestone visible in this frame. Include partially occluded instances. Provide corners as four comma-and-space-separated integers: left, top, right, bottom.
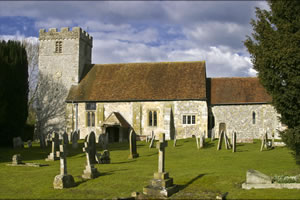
45, 132, 60, 161
53, 144, 75, 189
149, 133, 156, 149
85, 131, 97, 164
13, 137, 24, 149
217, 131, 224, 150
143, 133, 178, 197
128, 129, 139, 159
72, 130, 79, 149
82, 141, 100, 179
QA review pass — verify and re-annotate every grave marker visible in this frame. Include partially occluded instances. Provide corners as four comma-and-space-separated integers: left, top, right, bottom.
232, 132, 237, 153
82, 141, 100, 179
72, 130, 79, 149
53, 144, 75, 189
143, 133, 178, 197
128, 129, 139, 159
45, 132, 60, 161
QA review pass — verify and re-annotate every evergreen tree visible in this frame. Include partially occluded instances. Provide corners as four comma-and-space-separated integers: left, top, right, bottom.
245, 0, 300, 154
0, 40, 28, 147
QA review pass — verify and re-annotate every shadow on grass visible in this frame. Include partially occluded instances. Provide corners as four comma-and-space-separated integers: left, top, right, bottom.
177, 174, 206, 191
144, 152, 158, 157
110, 160, 136, 165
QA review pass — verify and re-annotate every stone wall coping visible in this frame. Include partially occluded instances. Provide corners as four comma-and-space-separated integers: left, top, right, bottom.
242, 183, 300, 189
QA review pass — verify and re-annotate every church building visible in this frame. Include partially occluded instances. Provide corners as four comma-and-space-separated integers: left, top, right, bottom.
38, 27, 284, 142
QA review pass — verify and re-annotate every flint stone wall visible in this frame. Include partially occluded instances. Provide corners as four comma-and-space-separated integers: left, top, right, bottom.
211, 104, 284, 140
66, 100, 208, 140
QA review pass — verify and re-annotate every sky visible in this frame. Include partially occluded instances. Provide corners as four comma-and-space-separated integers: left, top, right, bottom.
0, 1, 270, 77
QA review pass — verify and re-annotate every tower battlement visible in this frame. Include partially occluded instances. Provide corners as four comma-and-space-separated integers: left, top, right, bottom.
39, 27, 92, 47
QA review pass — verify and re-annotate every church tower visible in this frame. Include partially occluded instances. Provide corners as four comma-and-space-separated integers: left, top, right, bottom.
38, 27, 93, 91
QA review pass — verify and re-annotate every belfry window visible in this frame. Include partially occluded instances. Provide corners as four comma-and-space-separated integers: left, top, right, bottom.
148, 110, 157, 127
55, 41, 62, 53
252, 111, 256, 124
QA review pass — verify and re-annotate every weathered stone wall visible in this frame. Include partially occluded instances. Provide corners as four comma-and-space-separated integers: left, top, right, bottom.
38, 27, 92, 137
67, 100, 208, 140
211, 104, 284, 141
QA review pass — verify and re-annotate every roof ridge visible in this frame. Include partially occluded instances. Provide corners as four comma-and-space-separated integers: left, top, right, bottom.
92, 60, 205, 66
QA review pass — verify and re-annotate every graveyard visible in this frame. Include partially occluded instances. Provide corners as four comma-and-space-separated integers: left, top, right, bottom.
1, 137, 300, 199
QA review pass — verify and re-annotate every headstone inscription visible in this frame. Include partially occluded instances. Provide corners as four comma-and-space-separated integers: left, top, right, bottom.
143, 133, 178, 197
53, 144, 75, 189
128, 129, 139, 159
45, 132, 60, 161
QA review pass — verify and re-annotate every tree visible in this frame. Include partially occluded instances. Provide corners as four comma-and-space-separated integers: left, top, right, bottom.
0, 40, 28, 147
245, 0, 300, 154
35, 73, 67, 148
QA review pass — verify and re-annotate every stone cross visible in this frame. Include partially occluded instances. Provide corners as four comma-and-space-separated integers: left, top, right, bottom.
46, 132, 59, 161
82, 141, 100, 179
58, 144, 67, 175
156, 133, 168, 173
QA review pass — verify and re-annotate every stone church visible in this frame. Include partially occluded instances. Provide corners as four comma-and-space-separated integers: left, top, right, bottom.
38, 27, 284, 142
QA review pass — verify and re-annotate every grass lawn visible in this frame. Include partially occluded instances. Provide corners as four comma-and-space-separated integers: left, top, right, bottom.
0, 138, 300, 199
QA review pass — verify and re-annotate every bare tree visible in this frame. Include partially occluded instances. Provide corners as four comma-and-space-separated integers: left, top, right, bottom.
35, 73, 68, 148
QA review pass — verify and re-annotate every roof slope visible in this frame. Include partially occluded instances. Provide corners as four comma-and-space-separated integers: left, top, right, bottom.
66, 61, 206, 102
210, 77, 272, 105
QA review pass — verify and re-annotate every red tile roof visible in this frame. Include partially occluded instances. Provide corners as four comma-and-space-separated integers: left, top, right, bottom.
210, 77, 272, 105
66, 61, 207, 102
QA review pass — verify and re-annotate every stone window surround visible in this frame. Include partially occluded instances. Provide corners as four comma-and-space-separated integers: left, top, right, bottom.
86, 111, 95, 127
148, 110, 158, 127
182, 114, 196, 125
252, 111, 256, 124
55, 41, 62, 53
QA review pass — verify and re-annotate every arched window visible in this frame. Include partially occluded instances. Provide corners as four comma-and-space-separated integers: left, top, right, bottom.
252, 111, 256, 124
87, 112, 91, 127
153, 111, 157, 126
149, 111, 152, 126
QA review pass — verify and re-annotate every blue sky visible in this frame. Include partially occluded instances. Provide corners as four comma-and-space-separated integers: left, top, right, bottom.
0, 1, 269, 77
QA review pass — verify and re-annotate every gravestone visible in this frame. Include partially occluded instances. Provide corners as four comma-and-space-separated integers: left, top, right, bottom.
200, 134, 205, 148
45, 132, 60, 161
149, 133, 156, 148
85, 131, 97, 164
128, 130, 139, 159
217, 131, 224, 150
27, 140, 32, 148
224, 132, 231, 150
232, 132, 237, 153
72, 130, 79, 149
82, 141, 100, 179
96, 150, 111, 164
98, 133, 107, 150
211, 128, 215, 141
195, 135, 200, 149
143, 133, 178, 197
260, 132, 270, 151
63, 132, 69, 145
12, 154, 23, 165
246, 169, 272, 184
13, 137, 24, 149
53, 144, 75, 189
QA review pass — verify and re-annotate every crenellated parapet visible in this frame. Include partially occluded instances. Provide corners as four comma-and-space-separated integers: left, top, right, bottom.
39, 27, 93, 47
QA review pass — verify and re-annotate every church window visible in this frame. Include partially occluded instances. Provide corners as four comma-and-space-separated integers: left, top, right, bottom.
148, 110, 157, 127
86, 103, 96, 127
252, 111, 256, 124
183, 115, 186, 124
183, 115, 196, 125
86, 102, 96, 110
55, 41, 62, 53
